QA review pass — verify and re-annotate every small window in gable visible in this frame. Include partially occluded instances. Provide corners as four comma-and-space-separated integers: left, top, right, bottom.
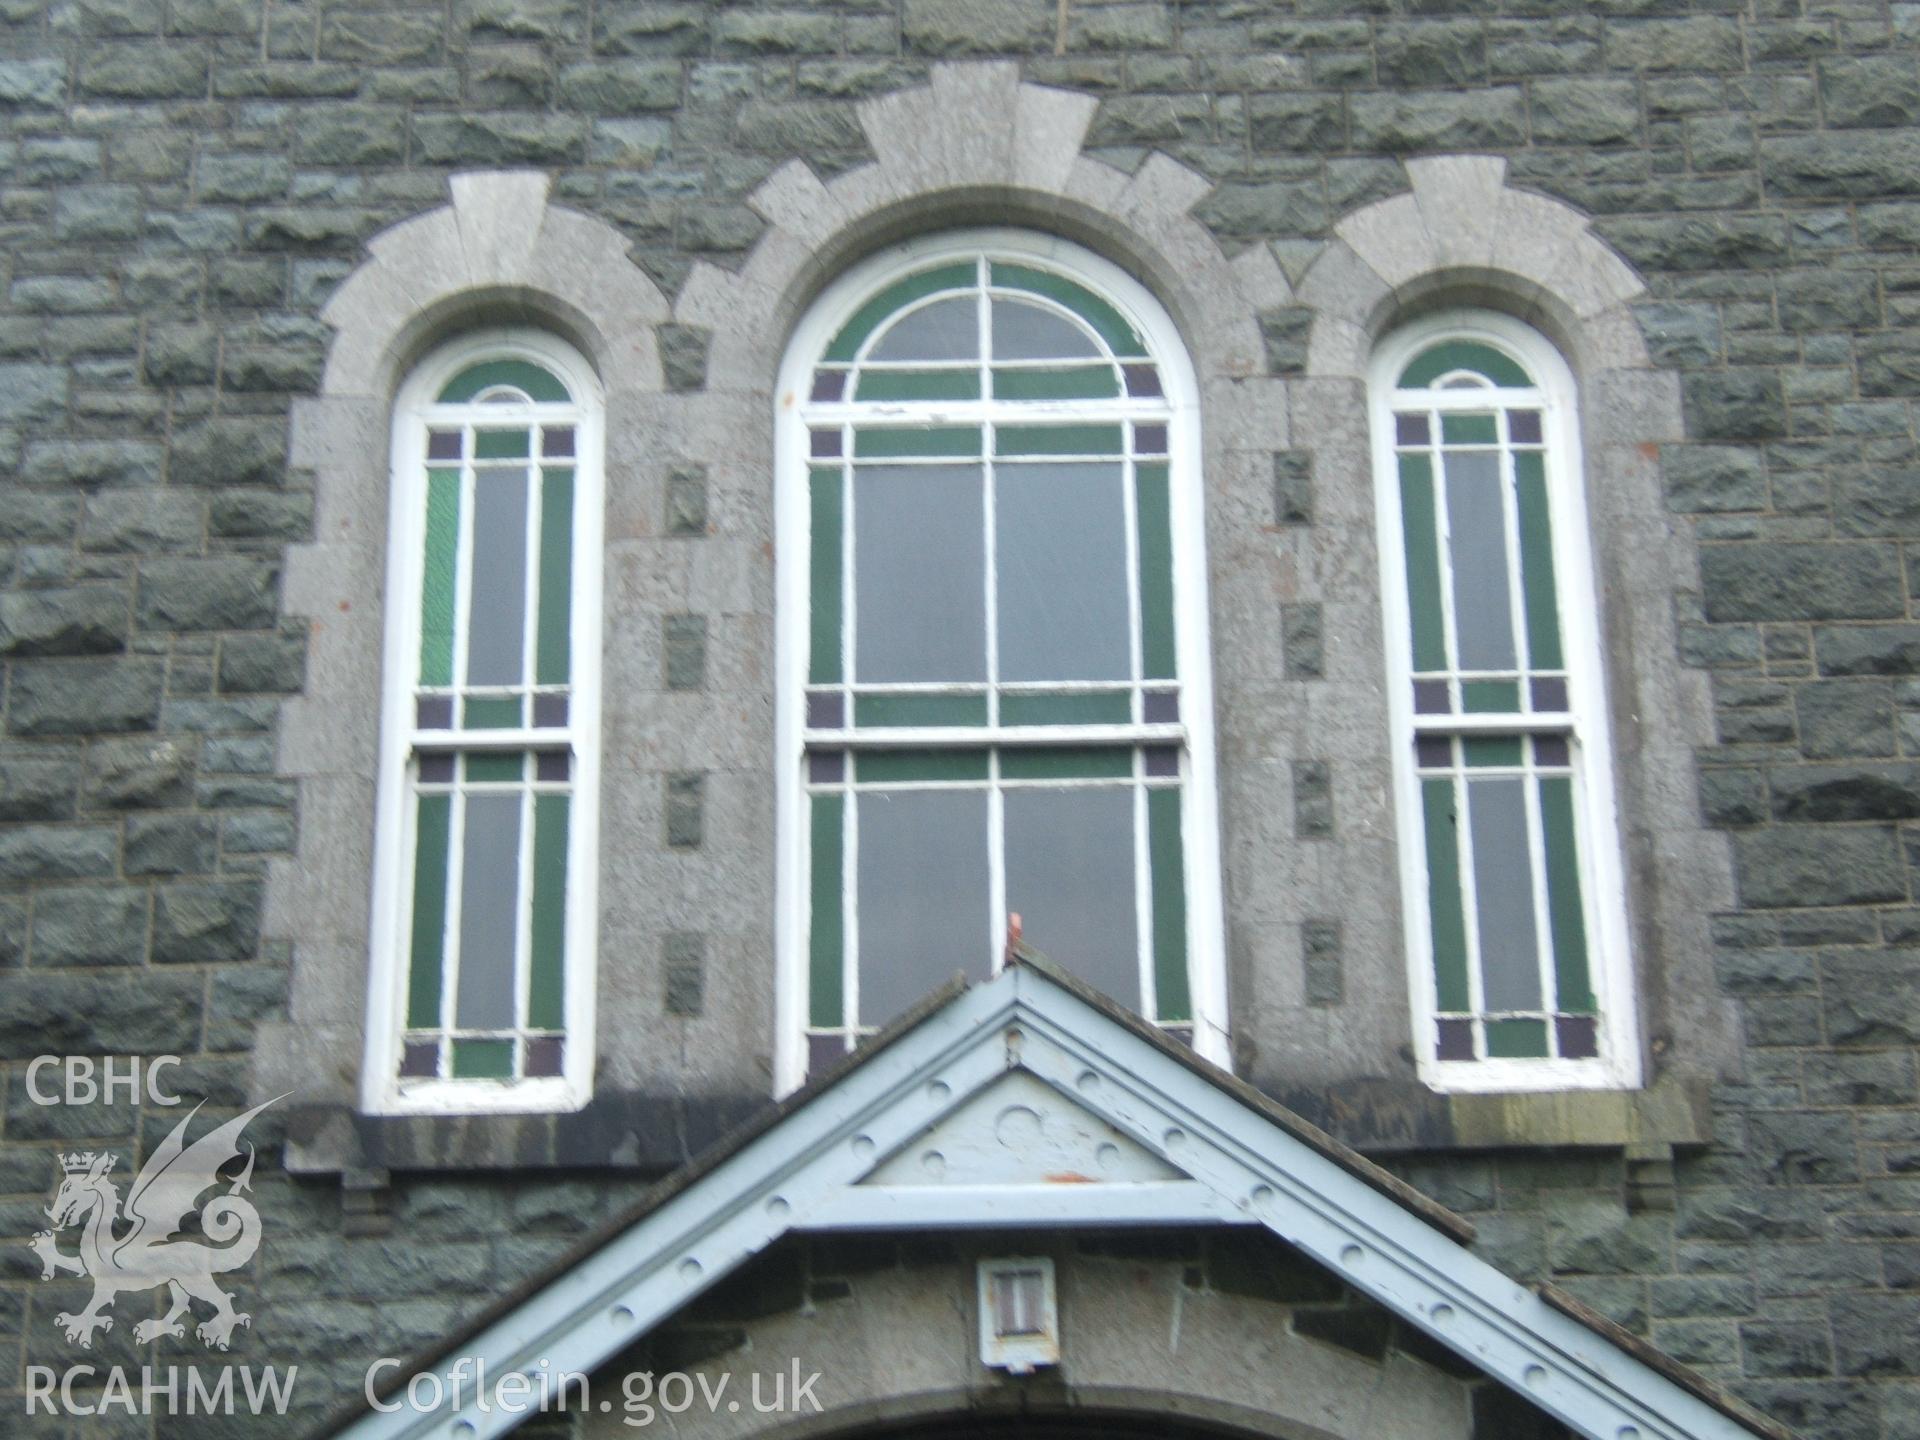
363, 333, 603, 1114
1371, 313, 1640, 1092
776, 233, 1228, 1093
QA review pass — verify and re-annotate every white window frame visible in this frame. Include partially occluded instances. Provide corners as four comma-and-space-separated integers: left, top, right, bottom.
772, 229, 1230, 1096
361, 329, 604, 1115
1370, 309, 1641, 1093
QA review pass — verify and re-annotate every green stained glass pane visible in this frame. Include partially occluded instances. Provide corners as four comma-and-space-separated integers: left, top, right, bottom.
1485, 1018, 1550, 1058
475, 428, 531, 460
536, 467, 573, 687
439, 359, 571, 404
809, 466, 843, 685
992, 366, 1121, 400
451, 1038, 516, 1078
825, 262, 976, 363
1440, 413, 1499, 445
1399, 340, 1532, 390
1148, 787, 1190, 1022
988, 262, 1148, 358
406, 793, 452, 1028
809, 795, 844, 1027
465, 752, 523, 783
1539, 776, 1595, 1013
464, 696, 522, 729
1421, 777, 1470, 1012
856, 750, 991, 784
419, 469, 461, 687
854, 369, 981, 402
999, 748, 1132, 781
1462, 680, 1521, 713
1514, 450, 1565, 671
1001, 691, 1132, 726
853, 426, 981, 458
1397, 453, 1446, 673
995, 424, 1125, 457
1463, 736, 1524, 767
1136, 462, 1176, 680
527, 792, 568, 1030
854, 693, 988, 727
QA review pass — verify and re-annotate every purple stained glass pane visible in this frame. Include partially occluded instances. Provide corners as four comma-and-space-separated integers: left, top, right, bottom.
807, 690, 845, 729
1413, 680, 1450, 714
1395, 413, 1430, 447
542, 426, 575, 458
1144, 746, 1180, 777
417, 695, 455, 729
1123, 364, 1163, 398
1508, 409, 1543, 444
1134, 423, 1168, 455
1534, 735, 1570, 768
807, 1033, 846, 1078
810, 428, 843, 459
1556, 1015, 1598, 1059
1143, 690, 1180, 724
427, 429, 463, 461
812, 370, 848, 402
808, 749, 846, 784
1416, 736, 1453, 769
536, 751, 570, 782
418, 753, 456, 784
400, 1039, 440, 1078
532, 693, 568, 728
1436, 1018, 1475, 1061
1531, 676, 1569, 712
524, 1036, 565, 1077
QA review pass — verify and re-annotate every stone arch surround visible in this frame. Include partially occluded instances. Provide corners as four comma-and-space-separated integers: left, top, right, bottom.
258, 173, 671, 1138
1287, 154, 1741, 1095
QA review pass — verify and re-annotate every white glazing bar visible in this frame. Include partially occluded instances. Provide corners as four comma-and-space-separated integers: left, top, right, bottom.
805, 724, 1179, 748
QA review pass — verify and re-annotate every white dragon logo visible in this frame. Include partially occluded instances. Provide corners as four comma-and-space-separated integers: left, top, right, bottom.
27, 1096, 283, 1351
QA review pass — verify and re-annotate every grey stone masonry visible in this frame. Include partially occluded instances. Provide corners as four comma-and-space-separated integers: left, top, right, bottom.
0, 1, 1911, 1436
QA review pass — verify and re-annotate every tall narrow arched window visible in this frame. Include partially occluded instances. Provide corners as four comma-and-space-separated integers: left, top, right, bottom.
363, 333, 603, 1113
1371, 312, 1639, 1092
775, 232, 1227, 1092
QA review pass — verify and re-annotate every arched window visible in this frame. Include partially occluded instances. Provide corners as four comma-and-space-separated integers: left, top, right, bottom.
775, 232, 1227, 1091
363, 332, 603, 1113
1371, 312, 1638, 1091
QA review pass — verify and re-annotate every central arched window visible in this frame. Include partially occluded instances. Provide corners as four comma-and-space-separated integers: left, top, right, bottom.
775, 232, 1226, 1091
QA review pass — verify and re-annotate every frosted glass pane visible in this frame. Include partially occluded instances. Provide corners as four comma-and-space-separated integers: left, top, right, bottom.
870, 297, 979, 363
992, 299, 1102, 361
996, 462, 1129, 682
1468, 777, 1541, 1011
1005, 787, 1139, 1008
455, 793, 522, 1030
856, 789, 990, 1024
854, 464, 985, 682
1443, 450, 1516, 671
467, 466, 529, 687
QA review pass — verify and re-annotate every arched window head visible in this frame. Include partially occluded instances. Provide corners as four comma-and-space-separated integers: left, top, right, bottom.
1371, 311, 1639, 1092
775, 232, 1228, 1094
363, 332, 604, 1114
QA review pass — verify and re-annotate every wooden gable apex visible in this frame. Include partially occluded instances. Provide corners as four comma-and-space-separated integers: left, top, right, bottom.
329, 959, 1790, 1440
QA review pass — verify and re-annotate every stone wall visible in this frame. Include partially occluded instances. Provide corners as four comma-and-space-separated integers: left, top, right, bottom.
0, 0, 1912, 1436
